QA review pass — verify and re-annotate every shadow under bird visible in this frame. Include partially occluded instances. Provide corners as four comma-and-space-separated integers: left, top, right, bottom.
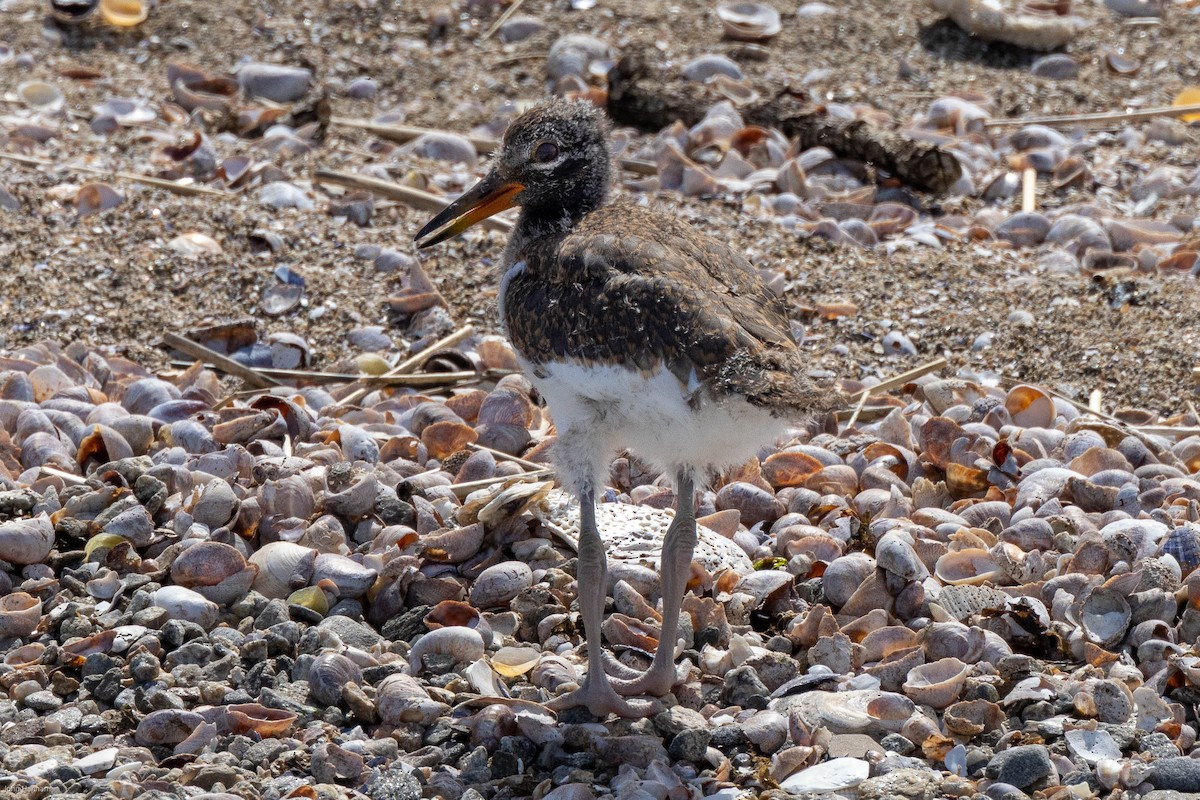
416, 98, 839, 717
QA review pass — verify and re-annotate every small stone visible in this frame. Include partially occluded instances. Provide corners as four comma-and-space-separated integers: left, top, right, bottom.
880, 733, 915, 755
260, 182, 314, 211
667, 728, 711, 762
22, 691, 62, 712
856, 767, 941, 800
345, 77, 378, 99
653, 705, 709, 737
238, 62, 312, 102
744, 651, 801, 692
1138, 731, 1182, 759
828, 733, 881, 758
354, 243, 382, 261
375, 248, 417, 273
986, 745, 1055, 790
1147, 758, 1200, 792
1030, 54, 1078, 79
721, 665, 770, 708
318, 615, 383, 649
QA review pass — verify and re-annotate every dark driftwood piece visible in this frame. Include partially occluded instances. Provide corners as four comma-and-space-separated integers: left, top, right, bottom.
606, 51, 963, 194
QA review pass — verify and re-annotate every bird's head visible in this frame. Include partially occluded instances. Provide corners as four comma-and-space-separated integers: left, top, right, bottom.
415, 98, 612, 248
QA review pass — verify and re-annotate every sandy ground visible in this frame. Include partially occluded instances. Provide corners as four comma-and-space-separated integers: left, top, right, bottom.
0, 0, 1198, 413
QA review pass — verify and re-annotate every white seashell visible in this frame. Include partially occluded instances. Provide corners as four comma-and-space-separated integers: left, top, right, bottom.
778, 757, 870, 793
406, 626, 486, 675
151, 586, 220, 630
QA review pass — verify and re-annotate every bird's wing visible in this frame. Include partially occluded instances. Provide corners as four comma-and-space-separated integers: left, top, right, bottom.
505, 207, 834, 414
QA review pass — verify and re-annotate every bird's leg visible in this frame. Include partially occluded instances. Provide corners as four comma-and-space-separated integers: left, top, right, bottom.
546, 488, 660, 718
613, 469, 696, 697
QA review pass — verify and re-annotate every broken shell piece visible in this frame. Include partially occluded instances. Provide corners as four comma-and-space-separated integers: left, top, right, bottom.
935, 548, 1003, 586
49, 0, 99, 23
925, 0, 1085, 51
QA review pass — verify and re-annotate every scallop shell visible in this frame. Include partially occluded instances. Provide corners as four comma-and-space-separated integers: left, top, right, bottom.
902, 657, 971, 708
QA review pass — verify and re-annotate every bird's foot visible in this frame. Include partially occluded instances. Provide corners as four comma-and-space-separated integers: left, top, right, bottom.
546, 675, 662, 718
610, 658, 689, 697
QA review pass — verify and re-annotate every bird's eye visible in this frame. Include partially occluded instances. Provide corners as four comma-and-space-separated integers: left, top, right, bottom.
533, 141, 559, 163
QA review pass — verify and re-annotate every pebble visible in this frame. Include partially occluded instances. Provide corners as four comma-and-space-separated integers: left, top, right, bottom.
856, 768, 941, 800
986, 745, 1055, 789
260, 181, 314, 210
1148, 758, 1200, 792
238, 62, 313, 102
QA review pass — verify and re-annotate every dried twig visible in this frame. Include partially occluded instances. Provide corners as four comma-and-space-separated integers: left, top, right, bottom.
850, 358, 950, 402
0, 152, 229, 197
843, 390, 871, 431
1134, 425, 1200, 439
39, 466, 88, 485
446, 468, 556, 498
482, 0, 527, 40
167, 362, 480, 387
985, 102, 1200, 129
313, 169, 513, 232
339, 326, 476, 405
330, 118, 657, 175
467, 441, 546, 472
162, 332, 279, 389
1193, 367, 1200, 383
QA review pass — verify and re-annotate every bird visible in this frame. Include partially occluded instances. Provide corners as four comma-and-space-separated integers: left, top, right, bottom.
415, 98, 838, 717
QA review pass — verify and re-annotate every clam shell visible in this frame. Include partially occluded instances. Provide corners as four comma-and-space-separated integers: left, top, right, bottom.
716, 2, 782, 42
0, 592, 43, 639
1077, 587, 1131, 648
0, 513, 55, 565
99, 0, 148, 26
151, 586, 220, 630
248, 541, 318, 600
308, 652, 363, 706
377, 673, 450, 725
935, 548, 1003, 586
902, 657, 970, 708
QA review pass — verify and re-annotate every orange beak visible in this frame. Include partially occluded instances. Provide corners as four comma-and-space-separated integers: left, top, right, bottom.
414, 173, 523, 248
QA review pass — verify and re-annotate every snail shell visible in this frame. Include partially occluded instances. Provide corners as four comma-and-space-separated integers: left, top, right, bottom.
0, 514, 55, 565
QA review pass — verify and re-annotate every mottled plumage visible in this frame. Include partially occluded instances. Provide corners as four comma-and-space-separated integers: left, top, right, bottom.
501, 200, 829, 414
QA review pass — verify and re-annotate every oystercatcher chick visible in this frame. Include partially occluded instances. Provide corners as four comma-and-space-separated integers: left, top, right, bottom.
416, 98, 836, 717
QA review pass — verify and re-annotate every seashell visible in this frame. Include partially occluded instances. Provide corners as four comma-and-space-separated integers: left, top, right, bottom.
864, 646, 925, 692
226, 703, 298, 737
422, 421, 478, 460
407, 626, 486, 674
935, 548, 1003, 586
99, 0, 148, 26
74, 182, 124, 217
1077, 587, 1131, 648
5, 642, 46, 668
545, 34, 613, 82
170, 541, 252, 591
0, 592, 43, 639
1005, 384, 1055, 428
469, 561, 533, 609
778, 757, 870, 794
902, 657, 970, 708
49, 0, 99, 23
312, 553, 377, 598
151, 586, 220, 629
943, 699, 1005, 735
135, 709, 206, 747
237, 62, 312, 103
18, 81, 64, 111
716, 2, 782, 42
309, 652, 363, 706
288, 585, 330, 616
875, 533, 928, 582
822, 553, 876, 608
682, 54, 744, 82
378, 673, 451, 726
491, 646, 542, 678
0, 513, 55, 565
248, 541, 318, 599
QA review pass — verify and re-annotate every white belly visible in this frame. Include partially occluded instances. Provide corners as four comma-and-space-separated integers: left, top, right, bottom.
521, 356, 790, 490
